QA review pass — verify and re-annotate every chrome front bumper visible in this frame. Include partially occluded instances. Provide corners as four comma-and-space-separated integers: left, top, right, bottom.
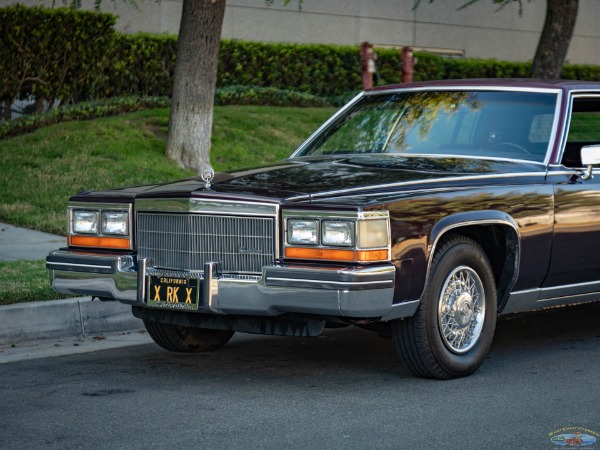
46, 250, 411, 319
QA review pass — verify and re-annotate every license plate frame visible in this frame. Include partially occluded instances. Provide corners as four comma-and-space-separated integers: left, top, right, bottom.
146, 275, 200, 311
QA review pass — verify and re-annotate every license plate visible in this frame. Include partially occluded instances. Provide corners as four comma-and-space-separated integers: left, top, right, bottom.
146, 275, 200, 311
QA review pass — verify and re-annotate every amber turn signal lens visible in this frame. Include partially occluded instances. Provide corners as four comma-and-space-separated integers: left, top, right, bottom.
285, 247, 355, 261
356, 249, 389, 261
68, 235, 131, 249
285, 247, 388, 262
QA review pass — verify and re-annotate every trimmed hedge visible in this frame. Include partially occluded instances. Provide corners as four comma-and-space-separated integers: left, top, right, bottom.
215, 85, 330, 107
0, 4, 115, 115
218, 41, 361, 97
0, 97, 169, 140
105, 33, 178, 97
0, 86, 333, 140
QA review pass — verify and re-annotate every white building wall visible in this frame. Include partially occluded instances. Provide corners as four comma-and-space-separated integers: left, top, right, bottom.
5, 0, 600, 64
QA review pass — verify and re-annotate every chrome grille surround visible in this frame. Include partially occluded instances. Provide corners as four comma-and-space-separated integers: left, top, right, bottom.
136, 198, 279, 275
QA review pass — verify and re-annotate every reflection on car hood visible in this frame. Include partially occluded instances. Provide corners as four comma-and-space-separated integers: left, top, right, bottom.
72, 155, 546, 202
209, 155, 546, 199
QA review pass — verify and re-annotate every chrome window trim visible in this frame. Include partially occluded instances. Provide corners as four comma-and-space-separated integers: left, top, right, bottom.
365, 86, 563, 95
289, 86, 563, 167
555, 92, 600, 166
286, 172, 548, 201
546, 170, 580, 176
290, 91, 364, 158
291, 153, 548, 167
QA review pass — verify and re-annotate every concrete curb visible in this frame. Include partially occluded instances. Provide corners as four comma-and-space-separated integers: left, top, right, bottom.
0, 297, 142, 345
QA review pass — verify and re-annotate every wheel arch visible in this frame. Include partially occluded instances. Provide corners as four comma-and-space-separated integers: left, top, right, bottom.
426, 211, 520, 313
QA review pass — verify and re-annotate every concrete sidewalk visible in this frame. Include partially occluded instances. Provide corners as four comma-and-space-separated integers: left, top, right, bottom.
0, 222, 66, 261
0, 222, 142, 345
0, 296, 142, 345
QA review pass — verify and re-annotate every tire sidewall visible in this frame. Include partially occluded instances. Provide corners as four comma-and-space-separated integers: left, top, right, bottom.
423, 240, 497, 377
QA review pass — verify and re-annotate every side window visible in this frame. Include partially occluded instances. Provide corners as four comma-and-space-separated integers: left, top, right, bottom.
562, 98, 600, 167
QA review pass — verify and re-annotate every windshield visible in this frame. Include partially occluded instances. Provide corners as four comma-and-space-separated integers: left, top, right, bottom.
295, 90, 558, 163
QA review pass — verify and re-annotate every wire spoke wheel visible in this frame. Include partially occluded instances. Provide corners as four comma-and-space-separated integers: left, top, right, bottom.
391, 235, 497, 379
438, 266, 485, 354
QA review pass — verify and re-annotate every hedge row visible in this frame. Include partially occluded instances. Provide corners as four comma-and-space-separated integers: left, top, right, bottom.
0, 5, 115, 115
0, 96, 169, 140
4, 4, 600, 112
103, 37, 542, 98
0, 86, 336, 140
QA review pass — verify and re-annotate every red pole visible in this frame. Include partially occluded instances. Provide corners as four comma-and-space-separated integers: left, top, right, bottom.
402, 47, 414, 83
360, 41, 374, 90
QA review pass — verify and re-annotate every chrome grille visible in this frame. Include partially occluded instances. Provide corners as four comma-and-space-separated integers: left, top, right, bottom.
137, 212, 276, 274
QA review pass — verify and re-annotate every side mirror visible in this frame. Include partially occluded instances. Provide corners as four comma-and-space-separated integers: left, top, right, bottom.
580, 145, 600, 180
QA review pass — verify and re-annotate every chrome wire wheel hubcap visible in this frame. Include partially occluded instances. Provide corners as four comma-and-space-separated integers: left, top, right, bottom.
438, 266, 485, 354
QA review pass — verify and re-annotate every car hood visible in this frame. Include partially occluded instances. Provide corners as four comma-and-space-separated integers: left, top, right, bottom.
72, 155, 546, 203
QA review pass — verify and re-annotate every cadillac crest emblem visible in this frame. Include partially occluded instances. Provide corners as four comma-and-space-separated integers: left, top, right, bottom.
201, 166, 215, 189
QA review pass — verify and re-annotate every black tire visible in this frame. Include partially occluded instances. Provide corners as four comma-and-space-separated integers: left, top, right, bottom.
144, 319, 234, 353
391, 234, 497, 379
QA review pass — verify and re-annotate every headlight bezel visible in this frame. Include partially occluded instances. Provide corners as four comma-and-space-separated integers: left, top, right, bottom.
68, 202, 133, 250
283, 210, 390, 263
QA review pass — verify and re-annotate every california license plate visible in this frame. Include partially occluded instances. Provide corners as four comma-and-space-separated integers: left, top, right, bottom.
146, 275, 200, 311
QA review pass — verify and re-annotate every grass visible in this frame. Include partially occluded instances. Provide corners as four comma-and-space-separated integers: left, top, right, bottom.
0, 105, 335, 304
0, 260, 73, 305
567, 112, 600, 141
0, 106, 335, 235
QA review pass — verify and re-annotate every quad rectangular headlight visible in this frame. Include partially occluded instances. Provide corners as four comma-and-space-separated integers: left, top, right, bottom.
288, 220, 319, 245
101, 211, 129, 235
322, 221, 354, 247
72, 210, 99, 234
283, 210, 390, 263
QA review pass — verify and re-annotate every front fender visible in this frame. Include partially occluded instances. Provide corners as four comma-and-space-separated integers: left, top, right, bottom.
425, 210, 521, 312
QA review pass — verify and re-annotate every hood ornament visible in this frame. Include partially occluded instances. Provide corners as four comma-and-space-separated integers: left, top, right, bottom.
201, 166, 215, 189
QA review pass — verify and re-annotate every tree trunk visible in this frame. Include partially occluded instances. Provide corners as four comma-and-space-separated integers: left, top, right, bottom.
166, 0, 226, 172
531, 0, 579, 79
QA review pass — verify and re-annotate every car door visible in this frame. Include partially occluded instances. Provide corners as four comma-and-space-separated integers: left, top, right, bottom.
543, 94, 600, 298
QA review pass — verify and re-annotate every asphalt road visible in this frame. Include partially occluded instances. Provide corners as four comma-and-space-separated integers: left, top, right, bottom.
1, 303, 599, 450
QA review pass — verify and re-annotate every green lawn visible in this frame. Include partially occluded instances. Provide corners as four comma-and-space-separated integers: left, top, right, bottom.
0, 260, 72, 305
0, 105, 335, 235
0, 105, 335, 304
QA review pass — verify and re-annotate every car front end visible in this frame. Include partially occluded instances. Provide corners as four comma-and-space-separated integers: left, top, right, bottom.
47, 193, 401, 336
